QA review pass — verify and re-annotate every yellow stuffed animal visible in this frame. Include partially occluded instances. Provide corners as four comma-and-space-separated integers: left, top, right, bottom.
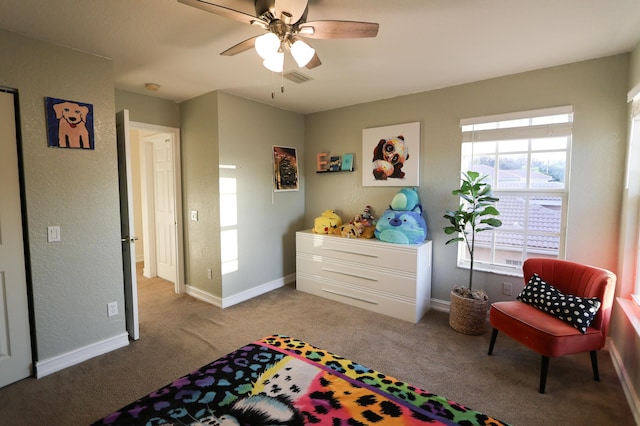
313, 210, 343, 234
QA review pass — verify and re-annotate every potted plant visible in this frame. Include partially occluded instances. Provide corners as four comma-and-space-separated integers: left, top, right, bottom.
443, 170, 502, 335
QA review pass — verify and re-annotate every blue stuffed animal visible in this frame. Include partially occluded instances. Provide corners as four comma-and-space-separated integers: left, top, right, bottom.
375, 188, 427, 244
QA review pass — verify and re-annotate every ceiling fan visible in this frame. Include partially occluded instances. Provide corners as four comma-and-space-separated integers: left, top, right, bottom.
178, 0, 379, 72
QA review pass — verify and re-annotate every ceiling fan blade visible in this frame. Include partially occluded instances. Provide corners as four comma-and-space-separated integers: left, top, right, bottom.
305, 52, 321, 69
299, 20, 379, 39
221, 36, 259, 56
178, 0, 257, 25
273, 0, 308, 24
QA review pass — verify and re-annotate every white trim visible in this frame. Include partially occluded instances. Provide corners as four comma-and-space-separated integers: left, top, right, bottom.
609, 337, 640, 425
628, 83, 640, 103
460, 105, 573, 126
222, 274, 296, 308
429, 297, 451, 313
35, 333, 129, 378
186, 285, 222, 307
184, 274, 296, 308
461, 122, 573, 142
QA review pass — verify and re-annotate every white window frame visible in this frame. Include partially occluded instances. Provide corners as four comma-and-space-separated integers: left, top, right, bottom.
459, 106, 573, 277
627, 89, 640, 306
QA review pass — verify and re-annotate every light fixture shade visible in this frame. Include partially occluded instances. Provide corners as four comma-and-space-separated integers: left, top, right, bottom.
290, 39, 315, 68
263, 51, 284, 72
255, 33, 280, 59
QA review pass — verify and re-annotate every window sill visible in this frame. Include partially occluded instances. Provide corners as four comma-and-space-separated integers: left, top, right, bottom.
617, 297, 640, 338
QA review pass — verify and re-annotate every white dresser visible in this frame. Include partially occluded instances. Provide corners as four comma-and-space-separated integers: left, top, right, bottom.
296, 230, 432, 323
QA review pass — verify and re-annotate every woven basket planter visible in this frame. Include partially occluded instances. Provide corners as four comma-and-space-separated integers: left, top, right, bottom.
449, 289, 489, 335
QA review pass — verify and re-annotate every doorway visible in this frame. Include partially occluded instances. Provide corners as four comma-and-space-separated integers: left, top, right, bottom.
129, 122, 184, 294
0, 89, 33, 388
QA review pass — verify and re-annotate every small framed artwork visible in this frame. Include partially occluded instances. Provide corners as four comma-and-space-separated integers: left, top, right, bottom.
362, 121, 420, 186
341, 153, 354, 171
45, 97, 94, 149
273, 145, 299, 191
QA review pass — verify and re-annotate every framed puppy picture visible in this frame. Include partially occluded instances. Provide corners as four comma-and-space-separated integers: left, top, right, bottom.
45, 97, 94, 149
362, 121, 420, 186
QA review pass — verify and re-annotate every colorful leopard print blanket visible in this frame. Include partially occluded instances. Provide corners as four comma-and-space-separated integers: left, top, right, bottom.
93, 335, 509, 425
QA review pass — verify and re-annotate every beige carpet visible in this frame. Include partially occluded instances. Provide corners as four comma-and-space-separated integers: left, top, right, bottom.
0, 272, 634, 425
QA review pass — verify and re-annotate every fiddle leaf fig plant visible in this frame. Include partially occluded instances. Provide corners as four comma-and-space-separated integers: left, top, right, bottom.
444, 171, 502, 295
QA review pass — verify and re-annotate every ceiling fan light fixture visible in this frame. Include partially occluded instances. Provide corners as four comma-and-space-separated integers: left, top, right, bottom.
255, 32, 280, 59
263, 50, 284, 72
298, 26, 314, 36
290, 39, 315, 68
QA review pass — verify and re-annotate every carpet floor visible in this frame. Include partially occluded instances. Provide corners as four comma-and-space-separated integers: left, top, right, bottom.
0, 271, 634, 425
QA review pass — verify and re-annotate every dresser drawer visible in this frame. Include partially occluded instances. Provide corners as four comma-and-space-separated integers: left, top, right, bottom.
296, 231, 419, 272
296, 253, 417, 298
296, 274, 423, 323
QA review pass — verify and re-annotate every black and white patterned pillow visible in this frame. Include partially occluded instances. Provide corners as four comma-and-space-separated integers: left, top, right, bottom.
517, 273, 601, 334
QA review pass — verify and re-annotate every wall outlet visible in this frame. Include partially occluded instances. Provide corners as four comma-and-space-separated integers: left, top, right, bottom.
107, 301, 118, 317
47, 226, 61, 242
502, 282, 513, 296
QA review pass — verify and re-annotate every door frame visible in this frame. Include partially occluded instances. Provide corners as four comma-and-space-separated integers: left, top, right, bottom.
130, 121, 185, 294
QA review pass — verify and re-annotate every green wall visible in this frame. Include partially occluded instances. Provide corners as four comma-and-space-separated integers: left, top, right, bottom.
305, 54, 629, 303
114, 89, 180, 128
0, 30, 126, 362
180, 92, 222, 297
217, 92, 305, 300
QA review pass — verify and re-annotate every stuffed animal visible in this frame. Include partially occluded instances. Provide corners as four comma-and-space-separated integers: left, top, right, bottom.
339, 223, 361, 238
371, 135, 410, 180
313, 210, 343, 234
375, 188, 427, 244
344, 205, 376, 239
390, 187, 420, 211
375, 206, 427, 244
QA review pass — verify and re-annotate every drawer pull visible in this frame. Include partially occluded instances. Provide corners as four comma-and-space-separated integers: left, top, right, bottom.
322, 247, 379, 258
321, 268, 378, 282
322, 289, 378, 305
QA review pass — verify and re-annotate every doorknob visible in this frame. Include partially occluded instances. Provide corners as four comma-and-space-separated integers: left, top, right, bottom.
121, 236, 139, 243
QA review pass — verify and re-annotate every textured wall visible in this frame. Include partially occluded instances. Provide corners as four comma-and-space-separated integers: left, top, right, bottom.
0, 30, 125, 360
305, 54, 629, 303
115, 89, 180, 128
217, 92, 305, 298
179, 92, 222, 297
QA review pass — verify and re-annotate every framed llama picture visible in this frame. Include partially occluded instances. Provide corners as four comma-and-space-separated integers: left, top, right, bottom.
45, 97, 94, 149
273, 145, 299, 191
362, 121, 420, 186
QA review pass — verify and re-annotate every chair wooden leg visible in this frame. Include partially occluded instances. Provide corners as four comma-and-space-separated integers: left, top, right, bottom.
539, 356, 549, 394
488, 328, 499, 355
590, 350, 600, 382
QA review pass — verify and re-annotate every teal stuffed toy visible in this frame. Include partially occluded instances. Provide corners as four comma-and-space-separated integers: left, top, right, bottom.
375, 188, 427, 244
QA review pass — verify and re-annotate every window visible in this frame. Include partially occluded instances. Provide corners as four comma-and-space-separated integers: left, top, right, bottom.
625, 91, 640, 305
459, 106, 573, 276
220, 165, 238, 275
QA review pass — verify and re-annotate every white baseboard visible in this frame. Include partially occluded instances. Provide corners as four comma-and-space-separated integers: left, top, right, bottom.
35, 332, 129, 379
608, 338, 640, 425
186, 285, 222, 307
184, 274, 295, 309
430, 297, 450, 313
222, 273, 295, 308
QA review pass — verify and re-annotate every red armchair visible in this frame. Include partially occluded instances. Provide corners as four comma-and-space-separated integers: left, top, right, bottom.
488, 258, 616, 393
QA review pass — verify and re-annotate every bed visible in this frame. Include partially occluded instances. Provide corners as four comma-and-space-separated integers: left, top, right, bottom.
93, 335, 508, 425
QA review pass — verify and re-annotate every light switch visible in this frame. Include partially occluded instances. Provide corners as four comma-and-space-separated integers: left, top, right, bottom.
191, 210, 198, 221
47, 226, 61, 242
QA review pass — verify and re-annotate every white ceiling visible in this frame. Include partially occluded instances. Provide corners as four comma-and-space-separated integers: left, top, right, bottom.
1, 0, 639, 114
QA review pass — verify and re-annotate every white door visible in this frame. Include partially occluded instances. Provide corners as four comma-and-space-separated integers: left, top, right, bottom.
148, 134, 176, 282
0, 90, 32, 387
116, 110, 139, 340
